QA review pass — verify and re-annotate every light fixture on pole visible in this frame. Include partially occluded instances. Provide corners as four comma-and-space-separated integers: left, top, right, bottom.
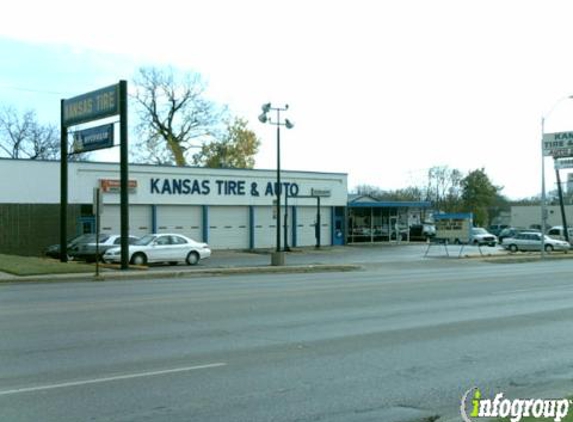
258, 103, 294, 266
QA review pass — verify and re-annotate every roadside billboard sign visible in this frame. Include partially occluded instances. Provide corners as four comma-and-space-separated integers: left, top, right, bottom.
542, 131, 573, 157
434, 213, 473, 244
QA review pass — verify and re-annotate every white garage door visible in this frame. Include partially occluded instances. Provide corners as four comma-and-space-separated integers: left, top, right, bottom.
208, 206, 249, 249
296, 206, 332, 247
100, 205, 151, 238
156, 205, 203, 242
252, 205, 294, 249
253, 206, 276, 249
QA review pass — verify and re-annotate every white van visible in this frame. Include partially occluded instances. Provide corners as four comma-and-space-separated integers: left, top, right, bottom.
547, 226, 573, 241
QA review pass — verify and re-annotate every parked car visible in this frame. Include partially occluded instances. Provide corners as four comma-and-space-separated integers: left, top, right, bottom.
488, 224, 509, 237
103, 233, 211, 266
44, 234, 95, 260
470, 227, 498, 247
546, 226, 573, 241
498, 227, 538, 244
69, 234, 140, 262
502, 231, 570, 253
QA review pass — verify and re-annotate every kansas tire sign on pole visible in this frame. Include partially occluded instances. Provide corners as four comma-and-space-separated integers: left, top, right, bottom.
60, 81, 127, 269
62, 84, 119, 127
543, 131, 573, 157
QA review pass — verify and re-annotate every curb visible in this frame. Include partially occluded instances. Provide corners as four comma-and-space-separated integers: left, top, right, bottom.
0, 264, 362, 284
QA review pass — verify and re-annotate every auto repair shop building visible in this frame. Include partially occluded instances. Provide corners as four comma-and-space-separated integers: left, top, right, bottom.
0, 159, 348, 256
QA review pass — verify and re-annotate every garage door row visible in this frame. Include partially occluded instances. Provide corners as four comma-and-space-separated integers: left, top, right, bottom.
100, 205, 332, 249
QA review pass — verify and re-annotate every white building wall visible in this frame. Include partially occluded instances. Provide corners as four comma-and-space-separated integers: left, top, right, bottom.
511, 205, 573, 229
0, 159, 348, 249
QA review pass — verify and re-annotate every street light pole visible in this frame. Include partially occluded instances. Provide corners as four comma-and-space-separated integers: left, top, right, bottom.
276, 114, 281, 253
258, 103, 294, 265
541, 116, 547, 259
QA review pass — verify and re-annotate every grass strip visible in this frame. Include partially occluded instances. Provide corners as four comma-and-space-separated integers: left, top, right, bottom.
0, 254, 95, 276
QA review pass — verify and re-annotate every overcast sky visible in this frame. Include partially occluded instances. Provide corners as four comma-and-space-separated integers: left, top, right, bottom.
2, 0, 573, 199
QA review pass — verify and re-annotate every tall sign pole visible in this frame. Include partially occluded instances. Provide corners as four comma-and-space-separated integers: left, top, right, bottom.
61, 83, 125, 267
554, 160, 570, 242
119, 80, 129, 270
60, 100, 68, 262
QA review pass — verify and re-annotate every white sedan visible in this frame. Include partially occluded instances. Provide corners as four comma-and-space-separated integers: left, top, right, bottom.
103, 233, 211, 266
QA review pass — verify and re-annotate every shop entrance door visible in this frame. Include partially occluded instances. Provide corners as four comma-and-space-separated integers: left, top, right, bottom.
77, 216, 95, 235
333, 207, 345, 245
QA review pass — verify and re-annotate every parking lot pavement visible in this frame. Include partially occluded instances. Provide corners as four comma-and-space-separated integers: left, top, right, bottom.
0, 243, 518, 283
200, 243, 508, 269
98, 243, 510, 273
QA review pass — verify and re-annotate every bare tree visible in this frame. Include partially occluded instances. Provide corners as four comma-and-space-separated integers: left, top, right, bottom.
132, 66, 226, 166
425, 166, 463, 212
0, 107, 60, 160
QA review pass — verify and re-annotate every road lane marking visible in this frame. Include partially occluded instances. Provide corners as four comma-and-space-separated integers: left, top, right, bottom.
0, 362, 227, 396
497, 284, 573, 295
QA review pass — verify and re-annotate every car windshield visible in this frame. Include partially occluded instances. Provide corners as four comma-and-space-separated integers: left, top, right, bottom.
472, 228, 487, 235
69, 234, 93, 243
76, 234, 110, 243
134, 234, 156, 246
69, 234, 108, 244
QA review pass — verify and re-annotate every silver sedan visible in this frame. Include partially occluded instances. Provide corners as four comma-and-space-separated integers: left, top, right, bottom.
503, 232, 570, 253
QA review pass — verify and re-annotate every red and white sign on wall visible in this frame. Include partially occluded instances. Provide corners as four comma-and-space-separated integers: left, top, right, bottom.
99, 179, 137, 194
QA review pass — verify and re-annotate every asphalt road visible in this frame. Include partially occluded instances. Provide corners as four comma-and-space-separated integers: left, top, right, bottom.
2, 258, 573, 421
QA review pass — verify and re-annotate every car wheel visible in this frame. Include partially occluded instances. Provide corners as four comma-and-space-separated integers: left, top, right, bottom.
544, 244, 554, 253
509, 244, 518, 253
186, 251, 200, 266
131, 252, 147, 266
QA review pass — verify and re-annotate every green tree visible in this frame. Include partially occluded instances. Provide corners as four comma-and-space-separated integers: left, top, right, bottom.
461, 168, 502, 227
192, 118, 261, 168
132, 66, 225, 166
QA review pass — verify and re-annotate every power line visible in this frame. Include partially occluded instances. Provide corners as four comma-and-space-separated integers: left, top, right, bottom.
0, 84, 69, 96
